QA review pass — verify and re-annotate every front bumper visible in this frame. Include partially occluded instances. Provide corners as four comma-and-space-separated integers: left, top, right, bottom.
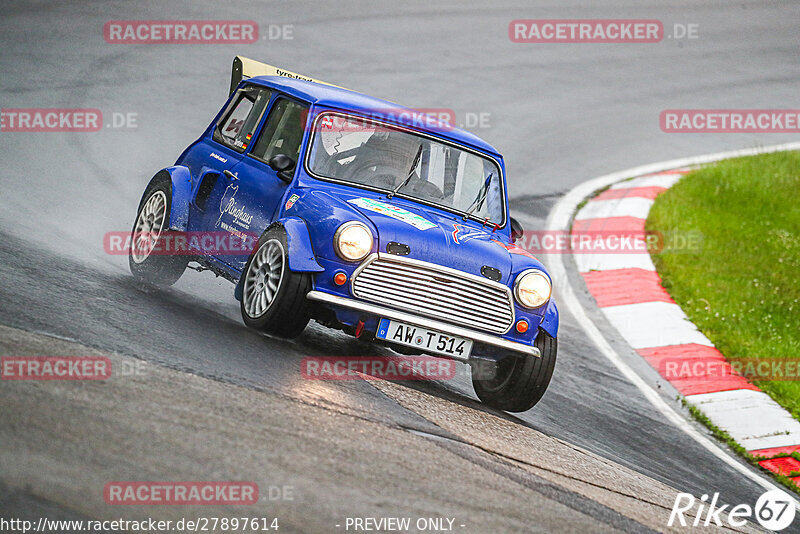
306, 290, 541, 361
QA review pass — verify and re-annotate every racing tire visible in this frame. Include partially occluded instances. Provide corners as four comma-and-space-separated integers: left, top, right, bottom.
128, 180, 188, 286
240, 227, 311, 338
472, 330, 557, 412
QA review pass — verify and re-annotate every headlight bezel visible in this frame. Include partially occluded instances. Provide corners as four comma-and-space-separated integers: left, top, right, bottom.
513, 269, 552, 309
333, 221, 373, 262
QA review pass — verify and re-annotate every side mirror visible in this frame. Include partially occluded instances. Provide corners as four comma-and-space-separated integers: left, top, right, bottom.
510, 217, 524, 243
269, 154, 296, 184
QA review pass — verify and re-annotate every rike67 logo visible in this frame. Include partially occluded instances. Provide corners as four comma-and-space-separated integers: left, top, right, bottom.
669, 489, 796, 531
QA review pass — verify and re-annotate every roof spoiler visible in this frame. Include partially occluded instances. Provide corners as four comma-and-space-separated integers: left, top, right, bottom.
229, 56, 343, 95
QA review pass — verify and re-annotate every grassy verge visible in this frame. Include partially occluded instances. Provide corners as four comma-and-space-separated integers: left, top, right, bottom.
647, 151, 800, 419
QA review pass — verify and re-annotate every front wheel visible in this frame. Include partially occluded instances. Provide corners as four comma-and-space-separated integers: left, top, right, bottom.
472, 330, 557, 412
128, 181, 187, 286
240, 227, 311, 338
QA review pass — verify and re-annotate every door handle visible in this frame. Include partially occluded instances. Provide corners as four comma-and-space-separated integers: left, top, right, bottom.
223, 170, 238, 181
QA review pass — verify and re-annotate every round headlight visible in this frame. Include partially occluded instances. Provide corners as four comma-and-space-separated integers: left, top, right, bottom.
514, 270, 551, 309
334, 222, 373, 262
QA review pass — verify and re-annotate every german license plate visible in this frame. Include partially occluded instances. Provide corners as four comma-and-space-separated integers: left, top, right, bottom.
376, 318, 473, 359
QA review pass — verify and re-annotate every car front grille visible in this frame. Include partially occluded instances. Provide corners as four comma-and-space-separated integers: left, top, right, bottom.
351, 254, 514, 334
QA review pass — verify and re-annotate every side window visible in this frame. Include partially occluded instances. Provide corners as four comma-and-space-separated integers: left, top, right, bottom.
250, 98, 309, 165
214, 86, 272, 151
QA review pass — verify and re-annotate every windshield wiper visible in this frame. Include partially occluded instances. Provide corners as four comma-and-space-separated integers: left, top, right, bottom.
387, 144, 423, 199
463, 172, 493, 220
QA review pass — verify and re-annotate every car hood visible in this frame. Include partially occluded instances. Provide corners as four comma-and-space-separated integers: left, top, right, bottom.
329, 190, 519, 283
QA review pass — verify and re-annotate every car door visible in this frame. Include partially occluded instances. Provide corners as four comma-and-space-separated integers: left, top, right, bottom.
212, 95, 310, 271
188, 85, 272, 234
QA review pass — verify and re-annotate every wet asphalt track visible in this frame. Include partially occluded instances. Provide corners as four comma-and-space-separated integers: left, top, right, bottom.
1, 0, 799, 530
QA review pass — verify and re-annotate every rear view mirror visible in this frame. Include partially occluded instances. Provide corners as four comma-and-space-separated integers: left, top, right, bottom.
510, 217, 524, 243
269, 154, 295, 184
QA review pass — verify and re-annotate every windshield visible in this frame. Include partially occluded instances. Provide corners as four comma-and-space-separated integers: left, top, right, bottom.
307, 113, 505, 225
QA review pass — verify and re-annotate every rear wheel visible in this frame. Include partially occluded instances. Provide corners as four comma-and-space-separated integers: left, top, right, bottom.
128, 181, 187, 286
472, 330, 557, 412
240, 227, 311, 338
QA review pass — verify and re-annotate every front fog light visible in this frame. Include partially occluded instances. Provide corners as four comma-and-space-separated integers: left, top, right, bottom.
514, 270, 551, 309
334, 222, 373, 262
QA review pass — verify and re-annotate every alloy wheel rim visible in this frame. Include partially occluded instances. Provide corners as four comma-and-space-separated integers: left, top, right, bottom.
131, 190, 167, 264
243, 239, 285, 318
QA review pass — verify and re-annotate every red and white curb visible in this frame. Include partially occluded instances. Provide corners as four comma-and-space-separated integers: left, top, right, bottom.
544, 141, 800, 499
573, 167, 800, 480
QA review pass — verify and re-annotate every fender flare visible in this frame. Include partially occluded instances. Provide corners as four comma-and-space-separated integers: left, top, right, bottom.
276, 217, 324, 273
234, 217, 323, 301
539, 299, 559, 338
141, 166, 193, 231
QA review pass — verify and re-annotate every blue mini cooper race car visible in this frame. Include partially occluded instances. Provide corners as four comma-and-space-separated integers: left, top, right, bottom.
129, 57, 558, 412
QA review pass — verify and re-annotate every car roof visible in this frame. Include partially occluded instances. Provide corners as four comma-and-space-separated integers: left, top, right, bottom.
246, 75, 501, 157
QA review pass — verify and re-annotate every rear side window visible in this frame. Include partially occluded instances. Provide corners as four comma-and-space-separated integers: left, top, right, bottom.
214, 86, 272, 151
250, 98, 309, 165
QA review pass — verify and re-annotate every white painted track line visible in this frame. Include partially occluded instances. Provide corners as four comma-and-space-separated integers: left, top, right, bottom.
610, 173, 687, 190
574, 252, 656, 273
574, 197, 654, 220
601, 301, 715, 349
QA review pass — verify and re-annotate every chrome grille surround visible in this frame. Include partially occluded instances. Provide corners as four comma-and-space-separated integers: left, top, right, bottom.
351, 253, 515, 334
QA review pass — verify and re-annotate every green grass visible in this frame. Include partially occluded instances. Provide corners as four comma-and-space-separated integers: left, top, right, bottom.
647, 151, 800, 419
